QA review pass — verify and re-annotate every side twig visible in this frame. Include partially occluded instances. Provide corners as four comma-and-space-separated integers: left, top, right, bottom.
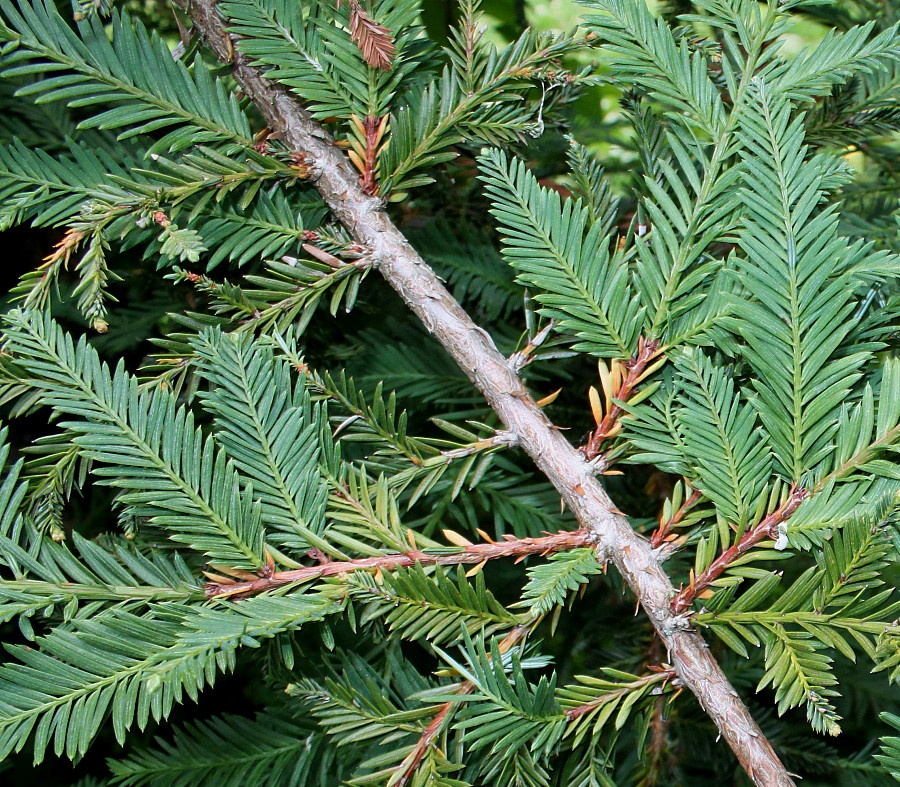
582, 336, 661, 461
651, 487, 702, 549
176, 4, 797, 783
671, 485, 809, 614
392, 623, 531, 785
205, 529, 592, 598
564, 668, 678, 721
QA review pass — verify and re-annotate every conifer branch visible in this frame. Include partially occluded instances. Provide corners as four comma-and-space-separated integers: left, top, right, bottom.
393, 623, 530, 785
563, 668, 677, 720
177, 3, 798, 783
205, 529, 593, 598
671, 485, 810, 614
393, 699, 458, 786
582, 335, 662, 461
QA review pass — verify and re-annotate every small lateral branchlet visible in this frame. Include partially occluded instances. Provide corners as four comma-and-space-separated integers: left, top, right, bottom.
670, 485, 809, 614
205, 529, 593, 598
582, 336, 663, 461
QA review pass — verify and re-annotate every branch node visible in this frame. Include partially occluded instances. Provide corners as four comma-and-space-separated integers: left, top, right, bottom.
586, 454, 608, 475
661, 614, 692, 635
493, 429, 519, 448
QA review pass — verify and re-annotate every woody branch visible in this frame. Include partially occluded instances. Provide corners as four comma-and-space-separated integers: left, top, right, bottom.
176, 3, 796, 784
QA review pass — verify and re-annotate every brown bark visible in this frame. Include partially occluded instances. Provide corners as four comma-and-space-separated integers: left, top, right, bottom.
174, 3, 796, 783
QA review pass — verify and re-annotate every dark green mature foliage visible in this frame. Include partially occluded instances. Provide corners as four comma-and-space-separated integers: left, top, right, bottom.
0, 0, 898, 784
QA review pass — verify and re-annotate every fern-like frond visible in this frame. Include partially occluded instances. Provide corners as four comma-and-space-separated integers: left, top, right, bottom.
0, 594, 338, 763
307, 365, 435, 464
290, 653, 438, 750
20, 431, 90, 535
479, 149, 642, 359
193, 329, 332, 557
632, 131, 740, 344
1, 310, 267, 568
727, 80, 897, 479
192, 190, 327, 270
673, 349, 772, 529
218, 0, 432, 155
518, 549, 601, 618
435, 633, 565, 758
107, 710, 332, 787
0, 0, 252, 151
565, 140, 619, 236
0, 518, 201, 626
813, 506, 895, 612
382, 23, 581, 192
698, 537, 900, 736
0, 138, 135, 231
620, 380, 693, 476
582, 0, 727, 136
760, 620, 842, 736
346, 563, 519, 646
557, 669, 673, 748
219, 0, 364, 120
769, 22, 900, 104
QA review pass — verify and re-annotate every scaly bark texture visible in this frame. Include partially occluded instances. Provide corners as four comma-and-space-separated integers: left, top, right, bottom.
176, 3, 796, 783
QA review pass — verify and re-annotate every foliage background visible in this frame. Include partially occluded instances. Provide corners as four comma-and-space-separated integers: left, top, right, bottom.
0, 0, 897, 784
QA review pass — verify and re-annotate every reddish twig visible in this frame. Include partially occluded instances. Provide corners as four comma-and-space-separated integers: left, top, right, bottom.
394, 701, 458, 786
641, 692, 677, 787
564, 667, 678, 720
651, 488, 702, 549
393, 624, 530, 785
582, 336, 661, 461
347, 114, 387, 196
205, 529, 593, 598
671, 486, 809, 614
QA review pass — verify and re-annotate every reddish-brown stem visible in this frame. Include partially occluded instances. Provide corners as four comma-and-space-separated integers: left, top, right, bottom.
564, 668, 677, 720
671, 486, 809, 614
394, 701, 458, 786
206, 529, 592, 598
393, 624, 530, 785
360, 114, 382, 195
582, 336, 660, 460
651, 488, 702, 549
642, 693, 677, 787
